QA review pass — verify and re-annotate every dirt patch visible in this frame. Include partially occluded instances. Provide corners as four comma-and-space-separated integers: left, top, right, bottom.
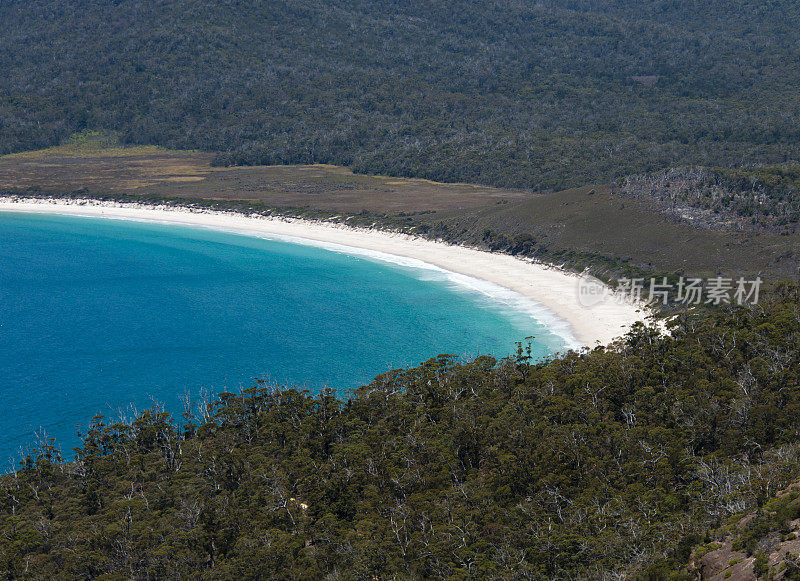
161, 176, 206, 182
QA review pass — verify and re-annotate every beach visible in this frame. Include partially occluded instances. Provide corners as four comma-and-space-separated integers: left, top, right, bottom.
0, 197, 648, 347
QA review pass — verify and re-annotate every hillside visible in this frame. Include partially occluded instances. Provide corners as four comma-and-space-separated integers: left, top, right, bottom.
2, 284, 800, 578
2, 0, 800, 189
5, 2, 800, 577
617, 166, 800, 235
691, 483, 800, 579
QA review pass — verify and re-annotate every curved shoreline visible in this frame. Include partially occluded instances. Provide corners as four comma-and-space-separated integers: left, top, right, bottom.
0, 197, 648, 347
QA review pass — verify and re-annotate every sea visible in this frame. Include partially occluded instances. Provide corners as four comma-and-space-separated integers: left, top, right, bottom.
0, 211, 575, 466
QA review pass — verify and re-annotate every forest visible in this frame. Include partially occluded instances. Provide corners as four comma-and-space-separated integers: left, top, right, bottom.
2, 283, 800, 578
2, 0, 800, 189
617, 165, 800, 234
4, 0, 800, 577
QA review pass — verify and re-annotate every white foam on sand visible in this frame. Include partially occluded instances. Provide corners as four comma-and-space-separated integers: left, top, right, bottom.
220, 230, 584, 351
0, 198, 649, 348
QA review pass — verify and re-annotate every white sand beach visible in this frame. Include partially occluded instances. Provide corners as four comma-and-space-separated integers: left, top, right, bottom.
0, 197, 649, 348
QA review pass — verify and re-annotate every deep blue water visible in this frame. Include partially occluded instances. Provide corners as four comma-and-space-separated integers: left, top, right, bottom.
0, 212, 570, 466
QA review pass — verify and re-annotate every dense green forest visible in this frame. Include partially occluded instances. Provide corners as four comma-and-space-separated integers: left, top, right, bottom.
2, 0, 800, 189
3, 284, 800, 578
4, 1, 800, 577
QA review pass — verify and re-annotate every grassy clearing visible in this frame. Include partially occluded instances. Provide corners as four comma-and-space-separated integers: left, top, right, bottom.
426, 185, 800, 279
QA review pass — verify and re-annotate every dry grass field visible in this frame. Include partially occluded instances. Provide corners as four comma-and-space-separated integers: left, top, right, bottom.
433, 185, 800, 279
0, 142, 528, 213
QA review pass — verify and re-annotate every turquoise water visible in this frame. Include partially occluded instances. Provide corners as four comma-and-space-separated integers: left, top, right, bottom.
0, 212, 570, 465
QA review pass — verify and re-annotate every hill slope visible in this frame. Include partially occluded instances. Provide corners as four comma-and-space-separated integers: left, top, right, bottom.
2, 285, 800, 578
2, 0, 800, 188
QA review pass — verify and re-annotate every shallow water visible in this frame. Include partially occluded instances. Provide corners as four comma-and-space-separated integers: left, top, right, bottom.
0, 212, 570, 465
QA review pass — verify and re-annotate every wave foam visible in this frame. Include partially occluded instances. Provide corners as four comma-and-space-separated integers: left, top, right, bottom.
222, 229, 583, 352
